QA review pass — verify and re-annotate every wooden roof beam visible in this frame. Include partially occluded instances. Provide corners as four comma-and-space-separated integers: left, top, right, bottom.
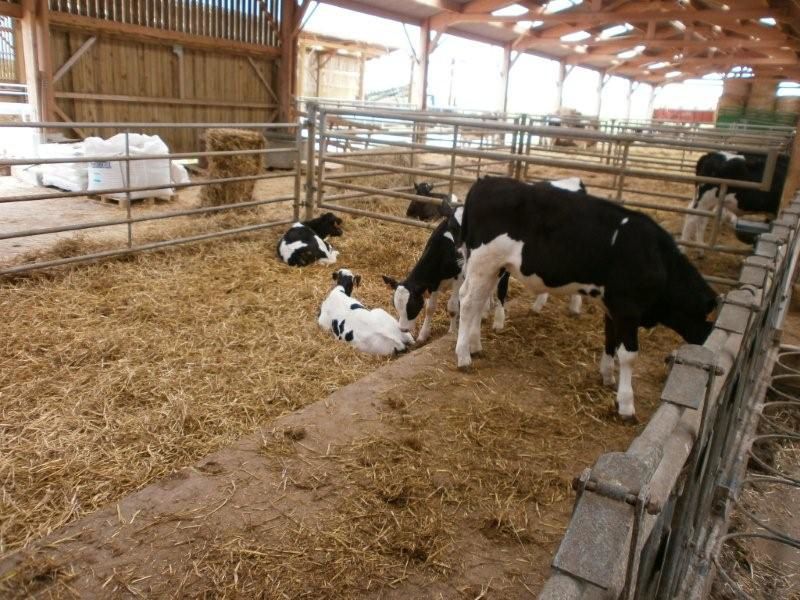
0, 1, 22, 18
432, 6, 789, 29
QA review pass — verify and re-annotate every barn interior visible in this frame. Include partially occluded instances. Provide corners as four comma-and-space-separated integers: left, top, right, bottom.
0, 1, 799, 599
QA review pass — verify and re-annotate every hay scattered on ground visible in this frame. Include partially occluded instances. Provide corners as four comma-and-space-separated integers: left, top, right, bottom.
0, 215, 431, 558
200, 128, 265, 207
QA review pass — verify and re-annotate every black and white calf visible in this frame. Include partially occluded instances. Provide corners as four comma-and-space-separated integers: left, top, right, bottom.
530, 177, 587, 316
319, 269, 414, 355
681, 151, 789, 250
277, 212, 343, 266
383, 204, 509, 344
406, 182, 457, 222
456, 176, 718, 420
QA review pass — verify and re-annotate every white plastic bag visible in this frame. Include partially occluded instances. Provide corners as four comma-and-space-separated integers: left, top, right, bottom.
86, 134, 174, 200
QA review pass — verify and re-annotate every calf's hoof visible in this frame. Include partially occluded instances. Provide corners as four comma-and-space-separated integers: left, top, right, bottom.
619, 413, 639, 424
602, 375, 616, 387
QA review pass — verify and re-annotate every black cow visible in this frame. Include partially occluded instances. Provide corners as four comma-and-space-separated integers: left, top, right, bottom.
383, 203, 509, 344
456, 176, 718, 420
681, 151, 789, 249
277, 212, 343, 267
406, 182, 456, 222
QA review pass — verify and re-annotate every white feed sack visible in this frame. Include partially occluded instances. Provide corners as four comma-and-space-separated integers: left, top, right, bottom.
39, 142, 89, 192
86, 134, 176, 200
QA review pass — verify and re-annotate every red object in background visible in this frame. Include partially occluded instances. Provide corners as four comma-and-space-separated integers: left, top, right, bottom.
653, 109, 715, 123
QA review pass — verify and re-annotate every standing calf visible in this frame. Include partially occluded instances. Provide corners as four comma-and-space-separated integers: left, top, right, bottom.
456, 176, 718, 420
681, 151, 788, 252
319, 269, 414, 355
277, 212, 343, 267
383, 202, 508, 344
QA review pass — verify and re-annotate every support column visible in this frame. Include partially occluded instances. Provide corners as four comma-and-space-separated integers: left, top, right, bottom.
20, 0, 53, 122
19, 0, 41, 122
500, 43, 512, 114
781, 130, 800, 207
596, 70, 607, 117
647, 85, 660, 120
416, 18, 431, 110
278, 0, 298, 123
624, 80, 636, 121
555, 60, 566, 113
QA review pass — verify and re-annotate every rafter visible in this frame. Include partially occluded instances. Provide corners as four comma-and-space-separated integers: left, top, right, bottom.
432, 5, 788, 30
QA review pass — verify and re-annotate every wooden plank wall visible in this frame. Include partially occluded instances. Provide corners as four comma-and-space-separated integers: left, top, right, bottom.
299, 49, 361, 101
51, 27, 277, 151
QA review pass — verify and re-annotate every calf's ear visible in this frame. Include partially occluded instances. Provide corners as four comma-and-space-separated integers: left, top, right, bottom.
332, 271, 339, 281
382, 275, 398, 290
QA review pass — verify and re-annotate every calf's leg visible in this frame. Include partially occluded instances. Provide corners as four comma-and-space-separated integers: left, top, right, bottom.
569, 294, 583, 315
600, 314, 618, 387
492, 271, 510, 331
532, 293, 549, 313
448, 276, 463, 333
417, 291, 438, 343
456, 271, 496, 369
613, 316, 639, 420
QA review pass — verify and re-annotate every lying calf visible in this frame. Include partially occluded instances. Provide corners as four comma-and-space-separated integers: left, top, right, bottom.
277, 212, 343, 266
319, 269, 415, 356
406, 182, 457, 222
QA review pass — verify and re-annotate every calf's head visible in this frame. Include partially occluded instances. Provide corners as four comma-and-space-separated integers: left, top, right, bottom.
333, 269, 361, 296
382, 276, 424, 333
309, 212, 344, 239
656, 254, 720, 345
413, 182, 434, 196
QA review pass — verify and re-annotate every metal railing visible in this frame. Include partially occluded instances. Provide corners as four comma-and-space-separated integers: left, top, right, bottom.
539, 198, 800, 599
0, 121, 301, 275
303, 103, 791, 287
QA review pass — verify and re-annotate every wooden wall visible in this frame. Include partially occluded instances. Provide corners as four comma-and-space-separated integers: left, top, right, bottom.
51, 28, 278, 151
299, 48, 363, 101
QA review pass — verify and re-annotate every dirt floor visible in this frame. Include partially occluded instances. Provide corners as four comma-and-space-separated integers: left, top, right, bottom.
0, 296, 680, 599
0, 146, 764, 597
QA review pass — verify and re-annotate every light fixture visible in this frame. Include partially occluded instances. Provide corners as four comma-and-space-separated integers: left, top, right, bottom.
492, 3, 529, 16
560, 30, 592, 42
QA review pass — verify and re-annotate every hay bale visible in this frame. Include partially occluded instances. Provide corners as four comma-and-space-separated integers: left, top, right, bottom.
747, 78, 778, 112
200, 128, 265, 207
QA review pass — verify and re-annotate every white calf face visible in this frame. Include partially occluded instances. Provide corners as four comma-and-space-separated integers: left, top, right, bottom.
393, 285, 424, 332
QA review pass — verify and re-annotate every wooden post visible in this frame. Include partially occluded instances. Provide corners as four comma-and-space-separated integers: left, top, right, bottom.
647, 85, 659, 120
417, 18, 431, 110
781, 131, 800, 207
625, 79, 636, 121
596, 71, 606, 117
500, 43, 511, 114
35, 0, 53, 121
555, 60, 566, 113
357, 54, 365, 101
19, 0, 41, 121
278, 0, 298, 123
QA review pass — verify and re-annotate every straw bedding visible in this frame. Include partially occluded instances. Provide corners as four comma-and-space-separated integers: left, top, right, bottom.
0, 145, 756, 595
0, 213, 432, 559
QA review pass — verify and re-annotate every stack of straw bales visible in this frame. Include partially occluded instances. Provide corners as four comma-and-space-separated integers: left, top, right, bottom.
718, 78, 750, 113
200, 128, 265, 207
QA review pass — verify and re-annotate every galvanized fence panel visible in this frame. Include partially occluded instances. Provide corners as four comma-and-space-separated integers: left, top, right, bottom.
303, 103, 790, 288
0, 121, 301, 275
